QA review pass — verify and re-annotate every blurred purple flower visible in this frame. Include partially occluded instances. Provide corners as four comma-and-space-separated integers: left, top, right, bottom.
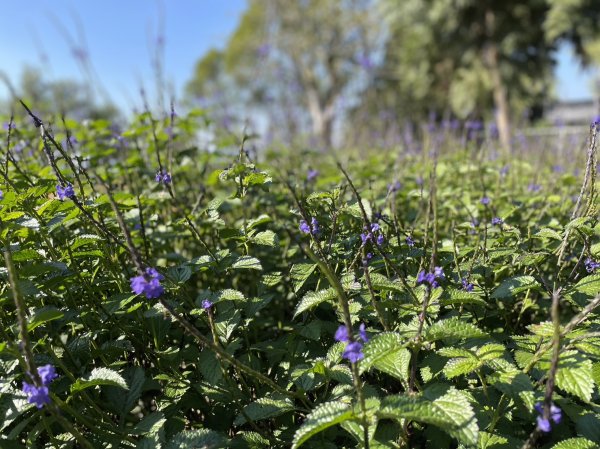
56, 183, 75, 201
357, 54, 374, 71
358, 323, 369, 342
343, 341, 364, 363
406, 235, 415, 247
527, 183, 541, 193
22, 383, 50, 409
491, 217, 503, 226
307, 169, 319, 181
202, 299, 213, 310
500, 165, 509, 177
257, 43, 271, 58
130, 267, 165, 299
335, 325, 350, 343
462, 278, 474, 292
534, 402, 561, 433
585, 258, 600, 273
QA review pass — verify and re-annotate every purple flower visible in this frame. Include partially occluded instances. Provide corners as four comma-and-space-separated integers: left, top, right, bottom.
37, 364, 58, 386
357, 54, 374, 71
307, 169, 319, 181
534, 402, 561, 433
406, 235, 415, 247
387, 181, 402, 194
592, 115, 600, 125
370, 223, 380, 232
22, 383, 50, 409
462, 278, 474, 292
0, 189, 3, 201
335, 325, 350, 343
202, 299, 213, 310
500, 165, 510, 177
155, 169, 171, 184
343, 341, 364, 363
585, 258, 600, 273
56, 183, 75, 201
417, 267, 444, 289
358, 323, 369, 342
491, 217, 503, 226
376, 234, 385, 246
130, 267, 165, 299
3, 122, 15, 131
527, 183, 541, 193
360, 232, 372, 244
310, 218, 319, 235
299, 220, 311, 234
480, 197, 490, 205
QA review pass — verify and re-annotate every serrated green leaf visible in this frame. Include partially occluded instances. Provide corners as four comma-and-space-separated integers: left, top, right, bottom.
378, 388, 478, 446
491, 276, 540, 299
571, 274, 600, 296
232, 256, 262, 270
252, 230, 278, 246
294, 288, 336, 317
367, 272, 405, 293
443, 358, 481, 379
360, 333, 410, 382
555, 353, 594, 402
165, 429, 227, 449
551, 438, 599, 449
71, 368, 128, 392
535, 228, 562, 240
234, 395, 294, 426
292, 402, 355, 449
27, 307, 64, 331
425, 318, 486, 342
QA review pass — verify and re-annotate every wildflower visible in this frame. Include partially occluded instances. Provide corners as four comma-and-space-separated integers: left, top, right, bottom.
130, 267, 165, 299
417, 267, 444, 289
585, 258, 600, 273
534, 402, 561, 433
299, 217, 319, 235
343, 342, 365, 363
528, 183, 541, 193
592, 115, 600, 125
363, 252, 373, 264
500, 165, 509, 177
358, 323, 369, 342
360, 232, 372, 244
155, 169, 172, 184
387, 181, 402, 194
335, 325, 350, 343
307, 169, 319, 181
480, 196, 490, 205
22, 383, 50, 409
406, 235, 415, 247
0, 189, 3, 200
462, 278, 474, 292
56, 183, 75, 201
357, 54, 374, 71
376, 234, 385, 246
22, 364, 58, 409
202, 299, 214, 310
3, 122, 15, 131
491, 217, 503, 226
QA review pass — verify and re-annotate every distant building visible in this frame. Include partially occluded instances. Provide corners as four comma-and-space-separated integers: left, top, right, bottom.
545, 99, 599, 126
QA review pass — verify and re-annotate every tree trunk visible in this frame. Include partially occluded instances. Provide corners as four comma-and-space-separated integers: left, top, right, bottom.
485, 10, 511, 151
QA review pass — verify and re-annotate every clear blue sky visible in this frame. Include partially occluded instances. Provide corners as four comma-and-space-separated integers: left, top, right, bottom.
0, 0, 597, 113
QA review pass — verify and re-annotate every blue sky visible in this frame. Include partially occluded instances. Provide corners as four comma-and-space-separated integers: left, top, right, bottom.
0, 0, 597, 113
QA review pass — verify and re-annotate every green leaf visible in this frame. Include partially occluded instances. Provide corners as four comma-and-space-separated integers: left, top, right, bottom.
367, 272, 405, 293
551, 438, 599, 449
424, 318, 486, 342
292, 402, 355, 449
555, 352, 594, 402
130, 412, 166, 436
27, 307, 64, 331
290, 263, 317, 292
165, 429, 227, 449
360, 333, 411, 382
252, 230, 278, 246
534, 228, 562, 240
234, 395, 294, 426
571, 274, 600, 296
294, 288, 336, 317
491, 276, 540, 299
443, 357, 481, 379
378, 388, 478, 446
232, 256, 262, 270
71, 368, 128, 392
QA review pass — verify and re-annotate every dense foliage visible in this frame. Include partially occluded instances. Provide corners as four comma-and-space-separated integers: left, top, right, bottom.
0, 109, 599, 449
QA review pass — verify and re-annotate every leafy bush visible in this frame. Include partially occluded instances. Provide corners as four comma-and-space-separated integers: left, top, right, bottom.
0, 109, 599, 448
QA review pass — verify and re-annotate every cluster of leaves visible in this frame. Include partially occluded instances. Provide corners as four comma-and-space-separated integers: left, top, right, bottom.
0, 109, 599, 449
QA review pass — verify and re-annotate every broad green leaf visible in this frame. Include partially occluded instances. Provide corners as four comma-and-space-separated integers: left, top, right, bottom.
165, 429, 227, 449
443, 358, 481, 379
571, 274, 600, 296
292, 402, 355, 449
232, 256, 262, 270
378, 388, 478, 446
27, 307, 64, 331
130, 412, 166, 435
425, 318, 486, 342
252, 230, 278, 246
551, 438, 599, 449
294, 288, 336, 317
360, 333, 410, 382
71, 368, 128, 392
234, 395, 294, 425
290, 263, 317, 292
535, 228, 562, 240
491, 276, 540, 299
555, 353, 594, 402
367, 272, 405, 293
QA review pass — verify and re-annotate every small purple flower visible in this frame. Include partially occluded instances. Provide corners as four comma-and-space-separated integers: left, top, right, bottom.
363, 252, 373, 262
22, 383, 50, 409
335, 325, 350, 343
310, 217, 319, 235
500, 165, 509, 177
527, 183, 541, 193
585, 258, 600, 273
491, 217, 503, 226
592, 115, 600, 125
358, 323, 369, 342
360, 232, 372, 244
56, 183, 75, 201
343, 341, 364, 363
552, 165, 564, 173
387, 180, 402, 194
0, 189, 3, 201
370, 223, 380, 233
130, 267, 165, 299
416, 176, 424, 187
155, 169, 171, 184
37, 364, 58, 386
534, 402, 561, 433
462, 278, 474, 292
3, 122, 15, 131
307, 169, 319, 181
357, 54, 374, 71
480, 197, 490, 205
202, 299, 213, 310
417, 267, 444, 289
376, 234, 384, 246
406, 235, 415, 247
299, 220, 311, 234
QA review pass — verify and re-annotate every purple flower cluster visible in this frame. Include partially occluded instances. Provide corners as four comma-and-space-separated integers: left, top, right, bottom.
155, 169, 172, 184
462, 277, 474, 292
0, 189, 3, 200
491, 217, 503, 226
201, 299, 213, 310
56, 183, 75, 201
299, 217, 319, 235
306, 169, 319, 181
480, 196, 491, 206
534, 402, 561, 433
406, 235, 415, 247
387, 180, 402, 194
361, 223, 384, 246
585, 258, 600, 273
417, 267, 445, 289
22, 364, 58, 409
527, 183, 542, 193
130, 267, 164, 299
335, 323, 369, 363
